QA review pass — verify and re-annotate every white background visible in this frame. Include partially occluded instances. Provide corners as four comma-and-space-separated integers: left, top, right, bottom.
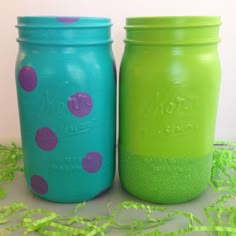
0, 0, 236, 144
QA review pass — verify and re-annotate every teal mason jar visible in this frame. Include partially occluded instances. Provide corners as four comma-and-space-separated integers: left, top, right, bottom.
15, 17, 116, 202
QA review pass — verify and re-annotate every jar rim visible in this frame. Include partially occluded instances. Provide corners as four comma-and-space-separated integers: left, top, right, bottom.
125, 16, 221, 46
16, 16, 113, 46
17, 16, 112, 29
126, 16, 221, 29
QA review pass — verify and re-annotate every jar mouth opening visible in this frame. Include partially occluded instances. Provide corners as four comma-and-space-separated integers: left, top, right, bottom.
18, 16, 111, 20
17, 16, 112, 29
126, 16, 221, 29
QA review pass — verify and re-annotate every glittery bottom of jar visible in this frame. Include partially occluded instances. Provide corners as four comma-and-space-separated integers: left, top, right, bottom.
119, 151, 212, 204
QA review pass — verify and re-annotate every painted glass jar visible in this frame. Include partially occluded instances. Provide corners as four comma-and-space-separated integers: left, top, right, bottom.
119, 16, 221, 203
15, 17, 116, 202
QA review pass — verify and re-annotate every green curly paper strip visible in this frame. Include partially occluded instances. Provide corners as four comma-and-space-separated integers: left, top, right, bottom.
0, 142, 236, 235
211, 141, 236, 193
0, 143, 23, 199
1, 196, 236, 235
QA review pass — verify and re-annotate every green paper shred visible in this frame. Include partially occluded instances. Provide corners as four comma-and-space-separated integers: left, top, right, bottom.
0, 142, 23, 199
1, 141, 236, 235
211, 141, 236, 193
1, 197, 236, 235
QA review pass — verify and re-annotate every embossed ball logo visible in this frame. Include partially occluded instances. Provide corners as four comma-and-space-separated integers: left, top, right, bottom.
68, 92, 93, 117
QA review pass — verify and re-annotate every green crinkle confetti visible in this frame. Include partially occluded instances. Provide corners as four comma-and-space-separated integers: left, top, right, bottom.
211, 142, 236, 192
0, 142, 23, 199
1, 141, 236, 235
2, 197, 236, 235
0, 200, 202, 235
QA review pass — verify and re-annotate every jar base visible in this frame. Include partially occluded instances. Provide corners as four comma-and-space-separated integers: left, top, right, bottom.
28, 184, 112, 203
26, 173, 114, 203
119, 151, 212, 204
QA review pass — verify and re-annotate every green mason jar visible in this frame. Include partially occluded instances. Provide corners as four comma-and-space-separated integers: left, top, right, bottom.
119, 16, 221, 204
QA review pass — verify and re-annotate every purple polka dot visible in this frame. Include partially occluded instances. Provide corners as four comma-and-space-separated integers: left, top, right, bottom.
56, 17, 80, 24
82, 152, 102, 173
18, 66, 37, 92
94, 187, 110, 198
35, 127, 58, 151
31, 175, 48, 194
68, 92, 93, 117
